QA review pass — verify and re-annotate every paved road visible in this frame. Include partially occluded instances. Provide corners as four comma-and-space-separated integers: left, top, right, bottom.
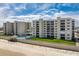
0, 39, 79, 56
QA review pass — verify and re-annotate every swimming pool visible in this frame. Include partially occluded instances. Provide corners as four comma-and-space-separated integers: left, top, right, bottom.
16, 36, 32, 40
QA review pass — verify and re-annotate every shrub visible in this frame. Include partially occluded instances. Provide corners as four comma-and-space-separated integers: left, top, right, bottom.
8, 37, 17, 42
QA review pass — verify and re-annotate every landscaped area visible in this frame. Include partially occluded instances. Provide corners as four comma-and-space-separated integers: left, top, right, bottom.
0, 32, 76, 46
0, 32, 13, 40
0, 35, 13, 40
32, 38, 76, 46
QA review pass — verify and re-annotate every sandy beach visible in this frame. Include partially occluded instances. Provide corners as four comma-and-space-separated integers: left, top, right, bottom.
0, 39, 79, 56
0, 48, 25, 56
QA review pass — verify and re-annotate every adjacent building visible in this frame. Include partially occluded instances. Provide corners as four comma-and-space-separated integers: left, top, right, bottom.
3, 22, 14, 35
32, 17, 75, 40
3, 21, 31, 36
14, 21, 31, 35
3, 17, 75, 40
54, 17, 75, 40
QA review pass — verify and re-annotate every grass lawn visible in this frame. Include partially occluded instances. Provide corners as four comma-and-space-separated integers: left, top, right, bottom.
32, 38, 76, 46
0, 32, 75, 46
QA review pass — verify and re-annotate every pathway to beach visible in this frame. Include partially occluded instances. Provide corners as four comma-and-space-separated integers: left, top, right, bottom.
0, 39, 79, 56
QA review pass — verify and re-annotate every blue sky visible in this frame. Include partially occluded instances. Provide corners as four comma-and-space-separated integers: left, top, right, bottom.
0, 3, 79, 27
0, 3, 79, 16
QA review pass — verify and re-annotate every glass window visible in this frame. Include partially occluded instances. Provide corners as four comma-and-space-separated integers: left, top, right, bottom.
67, 28, 70, 30
61, 34, 65, 37
67, 22, 70, 24
67, 34, 70, 36
67, 19, 70, 21
61, 20, 65, 22
67, 25, 70, 27
67, 37, 70, 39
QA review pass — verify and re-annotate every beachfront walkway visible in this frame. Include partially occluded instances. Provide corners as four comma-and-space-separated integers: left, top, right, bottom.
0, 39, 79, 56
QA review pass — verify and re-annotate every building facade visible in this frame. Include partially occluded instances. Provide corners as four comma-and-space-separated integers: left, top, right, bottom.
3, 17, 75, 40
3, 22, 14, 35
3, 21, 31, 36
14, 21, 26, 35
32, 18, 54, 38
32, 17, 75, 40
14, 21, 31, 35
54, 17, 75, 40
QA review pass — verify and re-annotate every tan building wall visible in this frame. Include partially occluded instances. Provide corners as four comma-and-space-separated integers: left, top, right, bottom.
3, 22, 14, 35
14, 21, 31, 35
3, 21, 31, 36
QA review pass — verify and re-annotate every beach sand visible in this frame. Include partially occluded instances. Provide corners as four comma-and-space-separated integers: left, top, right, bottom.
0, 39, 79, 56
0, 48, 25, 56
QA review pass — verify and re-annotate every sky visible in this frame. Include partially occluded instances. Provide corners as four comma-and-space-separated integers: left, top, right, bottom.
0, 3, 79, 27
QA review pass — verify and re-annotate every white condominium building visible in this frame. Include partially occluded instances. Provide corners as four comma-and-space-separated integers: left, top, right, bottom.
32, 18, 54, 38
3, 22, 14, 35
32, 17, 75, 40
54, 17, 75, 40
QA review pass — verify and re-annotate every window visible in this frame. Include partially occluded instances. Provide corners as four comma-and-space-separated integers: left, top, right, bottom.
55, 20, 57, 22
72, 21, 74, 24
67, 37, 70, 39
60, 27, 65, 31
60, 34, 65, 39
55, 23, 57, 25
33, 23, 35, 25
55, 31, 57, 32
61, 34, 65, 37
67, 22, 70, 24
55, 28, 57, 30
51, 28, 54, 30
55, 33, 57, 36
67, 28, 70, 30
67, 25, 70, 27
55, 24, 57, 27
67, 19, 70, 21
60, 22, 65, 25
60, 26, 65, 27
51, 23, 54, 25
33, 33, 35, 34
44, 25, 46, 27
61, 20, 65, 22
67, 34, 70, 36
